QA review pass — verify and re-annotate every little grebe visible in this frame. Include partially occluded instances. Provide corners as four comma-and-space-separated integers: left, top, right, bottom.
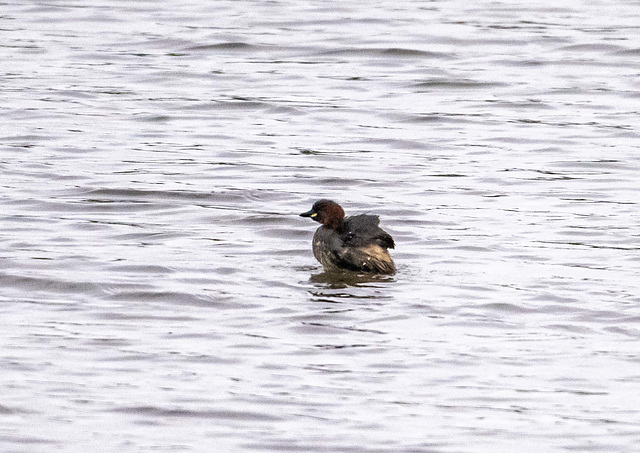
300, 200, 395, 274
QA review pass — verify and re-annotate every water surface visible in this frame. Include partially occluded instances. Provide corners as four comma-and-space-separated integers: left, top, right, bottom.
2, 1, 640, 452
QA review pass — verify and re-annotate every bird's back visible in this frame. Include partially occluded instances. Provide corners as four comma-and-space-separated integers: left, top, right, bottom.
339, 214, 395, 250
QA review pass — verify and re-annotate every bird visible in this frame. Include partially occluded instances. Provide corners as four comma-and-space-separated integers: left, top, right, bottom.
300, 199, 395, 274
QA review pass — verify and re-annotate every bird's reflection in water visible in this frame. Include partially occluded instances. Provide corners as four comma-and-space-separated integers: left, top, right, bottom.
309, 269, 395, 289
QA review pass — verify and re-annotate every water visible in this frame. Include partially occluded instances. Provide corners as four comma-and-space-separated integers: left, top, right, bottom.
2, 1, 640, 451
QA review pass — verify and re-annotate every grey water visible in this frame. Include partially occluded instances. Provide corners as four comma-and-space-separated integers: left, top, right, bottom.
2, 1, 640, 451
